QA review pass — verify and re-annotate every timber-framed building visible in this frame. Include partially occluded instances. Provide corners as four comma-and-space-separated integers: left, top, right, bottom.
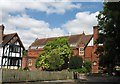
0, 25, 25, 69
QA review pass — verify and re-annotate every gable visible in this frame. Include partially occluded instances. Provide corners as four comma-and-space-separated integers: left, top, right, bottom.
3, 33, 25, 50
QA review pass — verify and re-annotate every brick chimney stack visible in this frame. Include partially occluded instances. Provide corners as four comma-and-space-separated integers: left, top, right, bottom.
93, 26, 99, 43
0, 24, 4, 44
92, 26, 99, 73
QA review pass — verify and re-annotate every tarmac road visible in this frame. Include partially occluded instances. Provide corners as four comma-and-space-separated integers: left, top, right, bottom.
2, 76, 120, 84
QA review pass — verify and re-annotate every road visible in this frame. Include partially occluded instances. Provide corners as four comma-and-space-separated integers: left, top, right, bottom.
2, 76, 120, 84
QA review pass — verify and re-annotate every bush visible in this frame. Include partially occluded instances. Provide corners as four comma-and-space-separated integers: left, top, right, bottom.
83, 60, 92, 73
79, 67, 87, 73
69, 67, 87, 73
69, 56, 83, 69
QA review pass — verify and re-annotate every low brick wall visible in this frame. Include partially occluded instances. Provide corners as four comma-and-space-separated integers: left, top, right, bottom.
0, 69, 74, 83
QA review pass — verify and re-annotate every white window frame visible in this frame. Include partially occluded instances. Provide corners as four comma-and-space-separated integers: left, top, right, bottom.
30, 46, 37, 49
70, 43, 76, 47
28, 59, 32, 66
79, 47, 84, 55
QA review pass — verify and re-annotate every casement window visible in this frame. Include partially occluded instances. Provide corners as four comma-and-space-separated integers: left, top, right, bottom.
10, 45, 20, 53
79, 47, 84, 55
28, 59, 32, 66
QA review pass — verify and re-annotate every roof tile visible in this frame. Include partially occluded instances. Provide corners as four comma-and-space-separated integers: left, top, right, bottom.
29, 33, 93, 49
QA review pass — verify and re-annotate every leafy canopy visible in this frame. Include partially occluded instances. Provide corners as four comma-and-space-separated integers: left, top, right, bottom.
96, 2, 120, 74
35, 38, 73, 70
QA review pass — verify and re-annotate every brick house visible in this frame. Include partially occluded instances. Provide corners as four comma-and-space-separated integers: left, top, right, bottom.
22, 26, 99, 73
0, 25, 25, 69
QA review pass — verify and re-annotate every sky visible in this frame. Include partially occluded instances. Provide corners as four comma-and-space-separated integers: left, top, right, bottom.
0, 0, 104, 49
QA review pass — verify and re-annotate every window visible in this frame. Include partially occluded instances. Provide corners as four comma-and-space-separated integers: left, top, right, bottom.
28, 59, 32, 66
38, 45, 44, 49
79, 47, 84, 55
10, 45, 20, 53
30, 46, 37, 49
70, 43, 76, 47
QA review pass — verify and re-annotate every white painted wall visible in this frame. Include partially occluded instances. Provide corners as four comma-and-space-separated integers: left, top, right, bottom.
88, 38, 93, 46
0, 44, 23, 69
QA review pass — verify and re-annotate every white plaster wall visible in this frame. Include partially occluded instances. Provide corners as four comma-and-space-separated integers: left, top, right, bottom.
88, 38, 93, 46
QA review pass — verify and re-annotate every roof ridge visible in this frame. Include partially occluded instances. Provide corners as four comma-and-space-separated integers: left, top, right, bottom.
37, 33, 83, 40
3, 32, 17, 36
29, 33, 93, 49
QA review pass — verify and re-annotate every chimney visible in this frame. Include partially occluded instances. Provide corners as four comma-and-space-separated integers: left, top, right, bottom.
93, 26, 99, 44
0, 24, 4, 44
92, 26, 99, 73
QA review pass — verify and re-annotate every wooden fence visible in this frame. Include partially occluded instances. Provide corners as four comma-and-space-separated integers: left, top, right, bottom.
0, 69, 74, 83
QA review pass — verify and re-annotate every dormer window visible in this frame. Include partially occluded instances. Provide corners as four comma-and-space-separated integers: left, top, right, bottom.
38, 45, 44, 49
79, 47, 84, 55
70, 43, 77, 47
30, 46, 37, 49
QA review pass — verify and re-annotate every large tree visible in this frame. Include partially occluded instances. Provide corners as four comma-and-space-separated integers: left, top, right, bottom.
97, 2, 120, 75
35, 38, 73, 71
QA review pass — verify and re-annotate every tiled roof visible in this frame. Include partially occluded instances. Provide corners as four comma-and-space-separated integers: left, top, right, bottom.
3, 33, 17, 45
29, 33, 93, 49
3, 33, 25, 50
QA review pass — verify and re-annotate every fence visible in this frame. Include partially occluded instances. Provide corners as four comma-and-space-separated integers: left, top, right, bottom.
0, 69, 74, 83
0, 69, 2, 83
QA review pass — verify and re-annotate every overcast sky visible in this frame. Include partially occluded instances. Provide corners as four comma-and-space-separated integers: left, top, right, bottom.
0, 0, 103, 49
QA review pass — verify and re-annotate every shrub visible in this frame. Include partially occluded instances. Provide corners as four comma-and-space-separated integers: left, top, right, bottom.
79, 67, 87, 73
83, 60, 92, 73
69, 67, 87, 73
69, 56, 83, 69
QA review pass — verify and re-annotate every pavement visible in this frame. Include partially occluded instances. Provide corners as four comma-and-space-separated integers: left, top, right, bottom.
2, 76, 120, 84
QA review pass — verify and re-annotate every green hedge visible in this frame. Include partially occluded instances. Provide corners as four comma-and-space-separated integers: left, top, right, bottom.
69, 60, 92, 73
69, 56, 83, 69
83, 60, 92, 73
70, 67, 87, 73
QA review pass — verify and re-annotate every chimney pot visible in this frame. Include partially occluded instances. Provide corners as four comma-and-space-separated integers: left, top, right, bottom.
0, 24, 4, 44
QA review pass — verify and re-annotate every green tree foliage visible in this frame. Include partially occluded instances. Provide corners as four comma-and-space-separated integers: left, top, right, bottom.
97, 2, 120, 75
35, 52, 50, 70
70, 60, 91, 73
35, 38, 73, 70
69, 56, 83, 69
83, 60, 92, 73
23, 50, 28, 57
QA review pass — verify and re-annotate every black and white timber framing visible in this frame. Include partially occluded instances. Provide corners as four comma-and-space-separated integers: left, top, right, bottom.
0, 25, 25, 69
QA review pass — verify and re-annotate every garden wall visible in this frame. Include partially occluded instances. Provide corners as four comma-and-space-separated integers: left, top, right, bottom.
0, 69, 74, 83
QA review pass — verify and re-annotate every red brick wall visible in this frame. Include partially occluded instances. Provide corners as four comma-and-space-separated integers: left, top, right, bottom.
22, 49, 43, 70
92, 26, 99, 73
85, 46, 93, 61
28, 49, 44, 57
28, 57, 38, 71
23, 46, 99, 73
72, 48, 79, 56
22, 57, 27, 69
